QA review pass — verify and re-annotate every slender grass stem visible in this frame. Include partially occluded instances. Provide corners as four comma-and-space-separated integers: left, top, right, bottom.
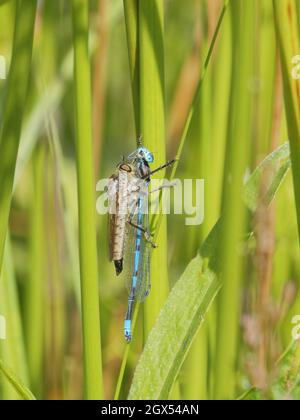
123, 0, 140, 134
0, 359, 35, 401
0, 236, 29, 400
25, 145, 46, 398
214, 0, 255, 400
182, 1, 213, 400
138, 0, 168, 342
72, 0, 103, 400
44, 146, 66, 399
273, 0, 300, 242
0, 0, 37, 270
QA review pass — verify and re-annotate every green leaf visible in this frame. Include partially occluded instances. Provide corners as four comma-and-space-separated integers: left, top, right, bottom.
0, 236, 29, 399
272, 341, 300, 400
128, 143, 291, 400
0, 359, 36, 400
237, 388, 262, 401
129, 255, 219, 400
243, 142, 290, 213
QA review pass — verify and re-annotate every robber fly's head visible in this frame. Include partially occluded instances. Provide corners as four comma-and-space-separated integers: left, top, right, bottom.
118, 162, 134, 173
135, 147, 154, 163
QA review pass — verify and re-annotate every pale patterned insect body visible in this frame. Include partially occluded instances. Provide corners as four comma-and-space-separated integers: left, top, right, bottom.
108, 164, 140, 275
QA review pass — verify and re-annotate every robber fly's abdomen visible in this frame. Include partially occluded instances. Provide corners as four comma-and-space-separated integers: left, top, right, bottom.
108, 168, 139, 275
111, 171, 128, 260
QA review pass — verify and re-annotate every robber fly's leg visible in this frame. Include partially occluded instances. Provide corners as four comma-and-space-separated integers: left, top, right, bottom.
127, 220, 157, 248
150, 180, 178, 194
146, 158, 177, 178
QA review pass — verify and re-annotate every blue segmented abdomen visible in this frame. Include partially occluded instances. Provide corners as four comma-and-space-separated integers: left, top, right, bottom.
132, 197, 143, 288
124, 319, 132, 342
124, 197, 143, 342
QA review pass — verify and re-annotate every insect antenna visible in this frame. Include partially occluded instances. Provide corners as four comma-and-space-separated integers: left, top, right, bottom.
137, 134, 143, 147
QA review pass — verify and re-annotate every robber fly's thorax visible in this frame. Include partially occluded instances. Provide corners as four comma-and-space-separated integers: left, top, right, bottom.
136, 159, 151, 181
122, 159, 150, 184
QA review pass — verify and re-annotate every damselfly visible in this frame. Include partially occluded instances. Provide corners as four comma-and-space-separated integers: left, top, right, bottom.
108, 141, 175, 342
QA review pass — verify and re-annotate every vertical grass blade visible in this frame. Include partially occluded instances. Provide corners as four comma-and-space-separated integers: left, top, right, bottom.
273, 0, 300, 241
92, 0, 109, 178
44, 146, 66, 399
181, 2, 214, 400
138, 0, 168, 339
0, 236, 29, 400
214, 0, 255, 400
72, 0, 103, 400
0, 0, 37, 270
123, 0, 140, 134
25, 145, 46, 398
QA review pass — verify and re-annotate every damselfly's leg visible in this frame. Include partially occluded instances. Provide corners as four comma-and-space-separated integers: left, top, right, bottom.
127, 199, 157, 248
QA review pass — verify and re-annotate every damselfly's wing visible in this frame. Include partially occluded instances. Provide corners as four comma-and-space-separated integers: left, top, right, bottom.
123, 189, 151, 302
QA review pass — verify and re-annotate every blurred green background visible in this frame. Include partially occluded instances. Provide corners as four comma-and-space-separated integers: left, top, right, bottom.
0, 0, 299, 400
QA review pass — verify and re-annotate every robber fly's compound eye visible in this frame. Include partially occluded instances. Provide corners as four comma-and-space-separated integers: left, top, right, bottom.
119, 163, 132, 172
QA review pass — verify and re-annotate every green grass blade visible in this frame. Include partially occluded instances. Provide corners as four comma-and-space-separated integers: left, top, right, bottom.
72, 0, 103, 400
0, 359, 35, 400
138, 0, 168, 340
0, 0, 37, 270
214, 0, 256, 400
128, 144, 290, 400
273, 0, 300, 241
49, 116, 81, 308
182, 3, 233, 400
128, 255, 219, 400
0, 236, 29, 400
123, 0, 140, 134
24, 145, 46, 397
237, 388, 261, 401
244, 142, 290, 212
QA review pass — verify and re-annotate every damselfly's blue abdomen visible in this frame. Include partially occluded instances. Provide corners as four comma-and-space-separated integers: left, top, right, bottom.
124, 319, 132, 342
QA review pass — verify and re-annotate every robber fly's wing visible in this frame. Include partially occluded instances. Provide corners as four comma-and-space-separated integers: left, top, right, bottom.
107, 174, 119, 261
123, 187, 151, 302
